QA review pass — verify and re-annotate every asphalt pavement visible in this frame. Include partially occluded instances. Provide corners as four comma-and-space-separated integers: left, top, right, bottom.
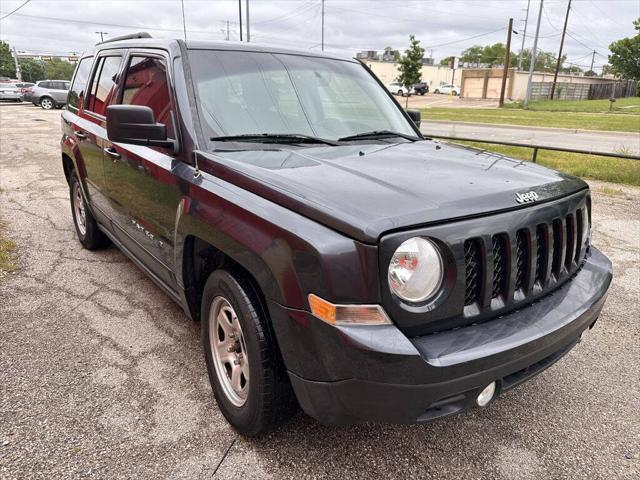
1, 103, 639, 479
421, 120, 640, 155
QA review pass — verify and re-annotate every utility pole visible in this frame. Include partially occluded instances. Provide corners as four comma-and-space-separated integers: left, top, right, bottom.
321, 0, 325, 51
95, 31, 108, 42
12, 46, 22, 81
499, 18, 514, 107
518, 0, 531, 70
238, 0, 243, 41
550, 0, 571, 100
181, 0, 187, 42
246, 0, 250, 42
524, 0, 544, 108
226, 20, 230, 41
589, 50, 596, 72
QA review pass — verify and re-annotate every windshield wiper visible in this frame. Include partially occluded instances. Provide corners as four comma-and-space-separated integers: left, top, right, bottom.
338, 130, 421, 142
210, 133, 341, 146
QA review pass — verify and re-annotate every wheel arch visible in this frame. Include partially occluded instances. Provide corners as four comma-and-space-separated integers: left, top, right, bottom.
180, 234, 275, 323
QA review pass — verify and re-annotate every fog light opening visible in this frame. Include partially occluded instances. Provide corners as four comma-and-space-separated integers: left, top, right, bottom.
476, 382, 496, 407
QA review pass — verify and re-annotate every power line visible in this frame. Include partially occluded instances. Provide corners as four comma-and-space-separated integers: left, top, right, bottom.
0, 0, 31, 20
423, 28, 505, 49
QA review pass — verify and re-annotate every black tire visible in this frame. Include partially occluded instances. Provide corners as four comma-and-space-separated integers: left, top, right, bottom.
69, 172, 110, 250
452, 91, 458, 96
434, 89, 440, 94
40, 96, 54, 110
397, 89, 403, 96
202, 269, 297, 436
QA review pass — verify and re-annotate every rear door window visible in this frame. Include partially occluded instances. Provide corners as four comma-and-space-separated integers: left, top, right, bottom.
68, 57, 93, 112
87, 55, 122, 116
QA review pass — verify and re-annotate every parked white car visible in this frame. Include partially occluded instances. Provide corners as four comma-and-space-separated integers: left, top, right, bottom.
0, 83, 23, 102
385, 82, 412, 96
433, 84, 460, 95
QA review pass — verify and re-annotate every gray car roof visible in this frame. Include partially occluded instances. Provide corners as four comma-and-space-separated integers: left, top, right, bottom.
95, 37, 356, 63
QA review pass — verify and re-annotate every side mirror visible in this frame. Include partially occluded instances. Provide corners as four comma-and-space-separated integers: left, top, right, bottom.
106, 105, 173, 148
406, 109, 421, 128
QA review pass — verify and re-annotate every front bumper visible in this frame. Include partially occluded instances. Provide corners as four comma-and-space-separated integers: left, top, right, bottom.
268, 247, 612, 425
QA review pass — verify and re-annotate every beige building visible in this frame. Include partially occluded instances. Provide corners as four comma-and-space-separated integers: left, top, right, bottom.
365, 60, 464, 89
460, 68, 622, 101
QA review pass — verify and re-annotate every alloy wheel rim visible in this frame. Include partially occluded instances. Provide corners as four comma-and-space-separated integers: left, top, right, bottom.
72, 182, 87, 236
42, 98, 52, 109
209, 296, 249, 407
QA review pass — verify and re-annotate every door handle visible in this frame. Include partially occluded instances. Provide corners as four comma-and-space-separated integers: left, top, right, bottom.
104, 147, 121, 161
74, 130, 87, 139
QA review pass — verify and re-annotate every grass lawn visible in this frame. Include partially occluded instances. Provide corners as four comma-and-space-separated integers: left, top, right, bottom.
503, 97, 640, 113
422, 97, 640, 133
454, 141, 640, 186
0, 223, 17, 276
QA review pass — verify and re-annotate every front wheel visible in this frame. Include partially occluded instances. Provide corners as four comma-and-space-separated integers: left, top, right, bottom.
434, 89, 440, 94
202, 269, 297, 436
452, 91, 458, 96
69, 172, 110, 250
397, 89, 403, 96
40, 97, 54, 110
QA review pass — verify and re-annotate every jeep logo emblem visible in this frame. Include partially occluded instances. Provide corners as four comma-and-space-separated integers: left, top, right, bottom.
515, 191, 539, 204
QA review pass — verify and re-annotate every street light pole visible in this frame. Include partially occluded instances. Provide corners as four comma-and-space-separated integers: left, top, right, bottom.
518, 0, 531, 70
524, 0, 544, 108
246, 0, 250, 42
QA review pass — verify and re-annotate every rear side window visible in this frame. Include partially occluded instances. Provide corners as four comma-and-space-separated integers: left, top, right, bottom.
39, 82, 51, 89
68, 57, 93, 112
87, 56, 122, 116
121, 55, 174, 138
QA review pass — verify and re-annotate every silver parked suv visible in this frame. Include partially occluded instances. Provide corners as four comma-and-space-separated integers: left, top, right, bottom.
30, 80, 70, 109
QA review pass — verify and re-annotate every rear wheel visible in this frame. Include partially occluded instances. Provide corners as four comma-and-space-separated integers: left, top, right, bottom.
397, 89, 403, 96
434, 89, 440, 94
40, 97, 54, 110
69, 172, 110, 250
202, 269, 297, 436
452, 90, 458, 96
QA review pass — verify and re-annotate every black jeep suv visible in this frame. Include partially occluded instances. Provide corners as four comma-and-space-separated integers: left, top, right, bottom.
61, 33, 612, 435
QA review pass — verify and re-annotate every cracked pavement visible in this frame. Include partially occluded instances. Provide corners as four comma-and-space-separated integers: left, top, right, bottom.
1, 103, 639, 479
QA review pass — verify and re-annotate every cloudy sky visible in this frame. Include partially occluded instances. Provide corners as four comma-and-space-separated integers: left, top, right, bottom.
1, 0, 638, 71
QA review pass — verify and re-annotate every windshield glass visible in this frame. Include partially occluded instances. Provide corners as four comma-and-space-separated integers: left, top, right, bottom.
189, 49, 416, 143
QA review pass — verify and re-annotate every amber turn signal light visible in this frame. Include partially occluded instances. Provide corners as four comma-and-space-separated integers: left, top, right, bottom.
308, 294, 392, 326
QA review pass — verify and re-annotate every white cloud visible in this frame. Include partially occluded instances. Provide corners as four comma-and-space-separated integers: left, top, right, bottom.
0, 0, 637, 70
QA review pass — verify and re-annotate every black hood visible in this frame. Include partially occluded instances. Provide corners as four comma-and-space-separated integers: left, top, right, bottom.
197, 141, 587, 243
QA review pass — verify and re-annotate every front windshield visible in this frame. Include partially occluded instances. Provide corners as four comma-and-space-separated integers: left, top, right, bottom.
189, 49, 417, 143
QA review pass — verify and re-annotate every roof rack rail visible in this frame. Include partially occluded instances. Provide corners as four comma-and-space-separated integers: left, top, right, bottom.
97, 32, 151, 45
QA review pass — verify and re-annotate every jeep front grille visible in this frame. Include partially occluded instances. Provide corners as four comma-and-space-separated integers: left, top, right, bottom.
463, 204, 588, 312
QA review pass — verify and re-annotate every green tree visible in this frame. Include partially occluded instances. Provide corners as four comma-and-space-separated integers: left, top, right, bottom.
383, 46, 400, 62
608, 18, 640, 81
0, 41, 17, 79
480, 43, 506, 67
18, 57, 45, 83
518, 49, 562, 72
398, 35, 424, 106
460, 45, 483, 67
43, 58, 76, 80
439, 56, 454, 66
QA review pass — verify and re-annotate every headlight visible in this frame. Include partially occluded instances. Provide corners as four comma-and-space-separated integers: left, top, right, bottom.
388, 237, 443, 303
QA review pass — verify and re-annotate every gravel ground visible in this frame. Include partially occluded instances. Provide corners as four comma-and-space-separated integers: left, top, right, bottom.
0, 103, 638, 479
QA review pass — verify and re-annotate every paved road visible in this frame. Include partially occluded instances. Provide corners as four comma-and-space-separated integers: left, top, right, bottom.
422, 120, 640, 155
1, 104, 639, 479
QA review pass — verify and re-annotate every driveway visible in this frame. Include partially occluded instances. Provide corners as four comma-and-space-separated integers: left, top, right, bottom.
421, 120, 640, 155
1, 104, 639, 479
